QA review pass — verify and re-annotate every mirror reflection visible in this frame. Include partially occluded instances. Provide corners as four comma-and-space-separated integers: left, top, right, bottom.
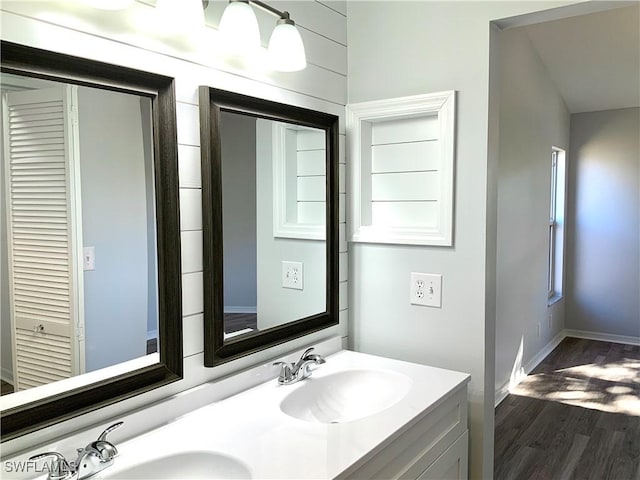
1, 73, 158, 397
220, 111, 326, 338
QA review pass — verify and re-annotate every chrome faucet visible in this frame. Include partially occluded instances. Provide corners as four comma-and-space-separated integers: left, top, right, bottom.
29, 421, 123, 480
273, 347, 325, 385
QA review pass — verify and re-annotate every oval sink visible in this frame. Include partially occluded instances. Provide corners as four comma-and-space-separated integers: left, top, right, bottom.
280, 369, 412, 424
101, 451, 251, 479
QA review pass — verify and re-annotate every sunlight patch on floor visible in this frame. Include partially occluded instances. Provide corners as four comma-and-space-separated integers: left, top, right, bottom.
510, 358, 640, 416
556, 360, 640, 383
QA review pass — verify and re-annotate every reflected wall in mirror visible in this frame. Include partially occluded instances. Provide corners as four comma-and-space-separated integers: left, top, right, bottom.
0, 41, 182, 441
221, 113, 326, 338
1, 74, 159, 396
199, 87, 339, 366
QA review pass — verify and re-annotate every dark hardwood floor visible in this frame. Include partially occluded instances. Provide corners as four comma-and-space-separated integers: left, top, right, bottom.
1, 379, 14, 396
224, 312, 257, 334
495, 337, 640, 480
146, 337, 158, 354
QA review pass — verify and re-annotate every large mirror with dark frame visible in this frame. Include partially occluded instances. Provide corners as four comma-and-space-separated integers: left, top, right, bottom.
199, 87, 338, 366
0, 41, 182, 440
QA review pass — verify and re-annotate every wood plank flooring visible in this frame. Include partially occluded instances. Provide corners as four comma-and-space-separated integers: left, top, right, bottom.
1, 379, 14, 396
224, 313, 257, 333
495, 337, 640, 480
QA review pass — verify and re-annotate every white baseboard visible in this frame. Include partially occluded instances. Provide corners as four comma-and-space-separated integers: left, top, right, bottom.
223, 328, 254, 340
495, 383, 510, 407
495, 328, 640, 407
523, 331, 566, 374
495, 330, 565, 407
564, 329, 640, 346
224, 306, 257, 314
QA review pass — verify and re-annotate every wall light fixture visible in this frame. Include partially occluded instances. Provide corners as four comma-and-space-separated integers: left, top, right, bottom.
219, 0, 307, 72
83, 0, 307, 72
218, 0, 261, 57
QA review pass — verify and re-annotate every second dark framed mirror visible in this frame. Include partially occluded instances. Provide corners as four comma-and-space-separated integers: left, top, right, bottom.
199, 87, 339, 366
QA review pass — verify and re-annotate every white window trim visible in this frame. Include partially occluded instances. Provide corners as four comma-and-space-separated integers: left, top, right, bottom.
548, 147, 566, 303
548, 150, 558, 298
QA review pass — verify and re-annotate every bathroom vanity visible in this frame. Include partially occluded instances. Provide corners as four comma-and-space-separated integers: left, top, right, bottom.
5, 348, 469, 480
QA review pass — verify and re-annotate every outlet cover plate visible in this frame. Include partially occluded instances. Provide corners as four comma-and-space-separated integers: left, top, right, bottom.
410, 272, 442, 307
83, 246, 95, 271
282, 261, 303, 290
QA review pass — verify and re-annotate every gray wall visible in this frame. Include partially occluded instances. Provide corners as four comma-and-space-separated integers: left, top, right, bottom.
78, 86, 151, 371
346, 2, 577, 476
221, 112, 258, 312
494, 27, 570, 397
566, 107, 640, 338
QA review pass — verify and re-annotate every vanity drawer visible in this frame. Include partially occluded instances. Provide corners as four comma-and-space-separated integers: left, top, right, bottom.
342, 385, 468, 480
416, 430, 468, 480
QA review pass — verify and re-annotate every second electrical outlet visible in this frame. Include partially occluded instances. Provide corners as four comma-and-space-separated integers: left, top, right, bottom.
282, 261, 304, 290
410, 272, 442, 308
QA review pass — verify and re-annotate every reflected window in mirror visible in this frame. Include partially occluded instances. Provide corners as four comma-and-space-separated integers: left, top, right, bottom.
0, 41, 181, 441
199, 87, 339, 366
0, 73, 159, 397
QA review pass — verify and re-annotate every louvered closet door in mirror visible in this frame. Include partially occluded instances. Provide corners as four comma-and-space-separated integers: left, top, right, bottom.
2, 85, 84, 391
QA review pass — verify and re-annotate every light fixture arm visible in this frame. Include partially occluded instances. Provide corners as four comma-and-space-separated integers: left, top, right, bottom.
228, 0, 293, 22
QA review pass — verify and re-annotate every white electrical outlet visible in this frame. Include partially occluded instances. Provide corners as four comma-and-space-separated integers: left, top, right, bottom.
548, 313, 553, 329
83, 246, 95, 271
537, 322, 541, 337
282, 261, 303, 290
410, 272, 442, 307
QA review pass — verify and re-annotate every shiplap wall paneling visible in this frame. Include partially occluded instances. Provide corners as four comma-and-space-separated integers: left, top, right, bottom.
370, 116, 440, 228
296, 129, 325, 224
348, 91, 456, 246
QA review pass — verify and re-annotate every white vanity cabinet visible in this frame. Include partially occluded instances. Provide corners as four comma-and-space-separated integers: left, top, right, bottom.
341, 383, 469, 480
2, 347, 471, 480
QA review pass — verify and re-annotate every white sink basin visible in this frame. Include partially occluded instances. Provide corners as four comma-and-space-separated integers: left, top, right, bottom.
280, 369, 412, 424
100, 451, 251, 479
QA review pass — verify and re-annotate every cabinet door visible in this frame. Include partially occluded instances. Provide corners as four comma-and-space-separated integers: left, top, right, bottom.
417, 430, 468, 480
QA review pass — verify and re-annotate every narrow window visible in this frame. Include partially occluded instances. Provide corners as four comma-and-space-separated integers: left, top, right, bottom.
548, 147, 566, 301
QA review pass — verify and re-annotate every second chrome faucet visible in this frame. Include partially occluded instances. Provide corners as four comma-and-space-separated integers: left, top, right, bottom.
273, 347, 325, 385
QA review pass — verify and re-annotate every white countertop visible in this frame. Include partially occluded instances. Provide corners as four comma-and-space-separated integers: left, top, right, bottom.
93, 350, 470, 480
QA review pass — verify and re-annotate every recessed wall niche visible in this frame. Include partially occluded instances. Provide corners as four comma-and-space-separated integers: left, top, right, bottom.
272, 123, 327, 240
347, 91, 456, 246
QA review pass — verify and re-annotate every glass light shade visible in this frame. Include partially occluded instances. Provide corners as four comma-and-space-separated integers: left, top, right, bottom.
267, 21, 307, 72
81, 0, 135, 9
155, 0, 205, 35
218, 1, 262, 57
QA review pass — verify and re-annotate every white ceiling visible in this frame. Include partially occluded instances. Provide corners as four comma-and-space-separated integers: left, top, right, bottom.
524, 4, 640, 114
